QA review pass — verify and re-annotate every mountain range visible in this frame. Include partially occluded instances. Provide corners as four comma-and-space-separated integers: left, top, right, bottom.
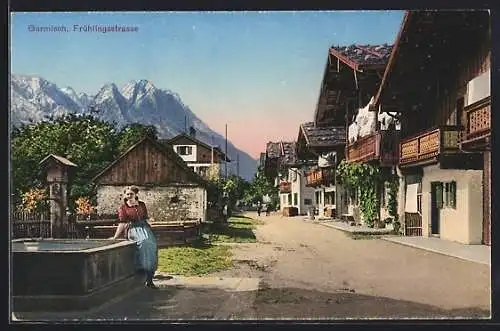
10, 74, 257, 180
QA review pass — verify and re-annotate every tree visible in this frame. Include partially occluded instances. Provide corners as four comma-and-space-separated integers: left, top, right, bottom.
117, 123, 158, 154
11, 114, 119, 210
242, 166, 278, 207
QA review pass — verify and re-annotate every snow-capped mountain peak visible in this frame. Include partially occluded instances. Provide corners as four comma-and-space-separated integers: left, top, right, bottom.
10, 74, 257, 180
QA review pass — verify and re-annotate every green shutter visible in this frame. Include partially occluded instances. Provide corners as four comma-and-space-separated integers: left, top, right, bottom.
450, 181, 456, 209
436, 183, 443, 209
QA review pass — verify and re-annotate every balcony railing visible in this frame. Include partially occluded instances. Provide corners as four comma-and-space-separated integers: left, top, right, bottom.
279, 181, 292, 194
305, 168, 335, 187
462, 96, 491, 148
399, 126, 461, 166
347, 130, 400, 166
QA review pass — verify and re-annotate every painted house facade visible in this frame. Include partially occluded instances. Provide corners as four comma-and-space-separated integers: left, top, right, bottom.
373, 10, 490, 245
264, 141, 316, 216
165, 131, 230, 179
278, 142, 316, 216
92, 136, 208, 223
297, 123, 345, 218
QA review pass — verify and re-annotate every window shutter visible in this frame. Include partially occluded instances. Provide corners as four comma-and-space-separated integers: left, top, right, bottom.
436, 183, 443, 209
450, 181, 456, 209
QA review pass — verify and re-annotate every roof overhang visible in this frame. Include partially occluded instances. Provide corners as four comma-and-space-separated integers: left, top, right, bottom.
373, 10, 490, 112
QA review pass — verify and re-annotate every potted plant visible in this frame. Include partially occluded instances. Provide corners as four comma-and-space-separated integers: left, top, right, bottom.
374, 219, 386, 229
393, 220, 401, 234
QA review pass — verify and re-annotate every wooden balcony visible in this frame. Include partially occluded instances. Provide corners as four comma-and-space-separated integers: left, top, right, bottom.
347, 131, 400, 166
399, 126, 461, 167
461, 96, 491, 150
305, 168, 336, 187
279, 181, 292, 194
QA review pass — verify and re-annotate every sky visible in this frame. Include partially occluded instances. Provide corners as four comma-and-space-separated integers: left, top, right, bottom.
11, 11, 405, 159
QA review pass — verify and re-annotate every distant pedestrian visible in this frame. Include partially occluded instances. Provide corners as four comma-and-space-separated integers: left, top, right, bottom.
257, 202, 262, 216
223, 204, 228, 221
265, 204, 271, 216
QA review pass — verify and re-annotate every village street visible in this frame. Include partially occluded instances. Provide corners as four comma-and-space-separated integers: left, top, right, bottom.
17, 211, 489, 321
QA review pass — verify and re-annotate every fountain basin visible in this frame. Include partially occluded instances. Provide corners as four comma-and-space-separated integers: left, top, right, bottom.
12, 238, 142, 312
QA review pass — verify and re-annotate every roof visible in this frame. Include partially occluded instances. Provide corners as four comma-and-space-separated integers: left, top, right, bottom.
280, 142, 297, 166
299, 122, 346, 148
39, 154, 77, 167
265, 142, 281, 159
373, 10, 490, 109
91, 135, 206, 186
330, 44, 393, 71
165, 133, 231, 162
314, 43, 393, 126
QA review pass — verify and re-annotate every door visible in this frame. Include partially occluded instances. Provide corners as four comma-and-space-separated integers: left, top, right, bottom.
430, 182, 442, 236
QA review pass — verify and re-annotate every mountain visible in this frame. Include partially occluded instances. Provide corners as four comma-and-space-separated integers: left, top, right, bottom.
10, 74, 258, 181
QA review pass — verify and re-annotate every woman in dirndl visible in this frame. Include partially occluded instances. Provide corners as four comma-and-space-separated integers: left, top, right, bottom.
112, 185, 158, 289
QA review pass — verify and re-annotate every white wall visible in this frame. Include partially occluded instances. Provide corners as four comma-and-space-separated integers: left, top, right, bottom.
289, 168, 315, 215
96, 185, 207, 222
466, 70, 490, 106
422, 165, 483, 244
172, 144, 197, 162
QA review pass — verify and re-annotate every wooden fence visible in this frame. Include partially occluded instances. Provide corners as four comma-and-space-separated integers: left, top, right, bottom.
11, 211, 202, 246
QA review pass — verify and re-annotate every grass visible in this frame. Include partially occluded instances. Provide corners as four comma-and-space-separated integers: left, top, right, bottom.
157, 240, 232, 276
203, 216, 263, 243
156, 216, 264, 276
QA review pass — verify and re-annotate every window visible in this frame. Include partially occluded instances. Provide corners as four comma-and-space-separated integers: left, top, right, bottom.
324, 191, 335, 205
315, 191, 320, 205
293, 193, 298, 206
288, 194, 292, 206
381, 183, 386, 207
304, 198, 312, 205
435, 181, 456, 209
417, 182, 422, 214
176, 146, 193, 155
444, 181, 456, 209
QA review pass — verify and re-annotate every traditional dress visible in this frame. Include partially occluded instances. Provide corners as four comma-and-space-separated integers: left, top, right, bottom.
118, 201, 158, 283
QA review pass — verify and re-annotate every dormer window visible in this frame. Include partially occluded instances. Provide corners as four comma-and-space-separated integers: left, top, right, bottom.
176, 146, 193, 156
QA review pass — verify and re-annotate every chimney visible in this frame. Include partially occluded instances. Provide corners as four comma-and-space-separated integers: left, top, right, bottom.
189, 126, 196, 138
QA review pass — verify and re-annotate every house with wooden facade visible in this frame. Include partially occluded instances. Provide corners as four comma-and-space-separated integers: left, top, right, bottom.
164, 130, 230, 180
373, 10, 490, 245
297, 43, 393, 219
92, 136, 208, 223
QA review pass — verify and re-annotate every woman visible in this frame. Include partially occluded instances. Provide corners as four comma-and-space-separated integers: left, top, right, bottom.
112, 186, 158, 289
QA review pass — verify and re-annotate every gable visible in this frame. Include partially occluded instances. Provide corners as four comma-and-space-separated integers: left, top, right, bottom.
169, 135, 198, 146
95, 139, 197, 186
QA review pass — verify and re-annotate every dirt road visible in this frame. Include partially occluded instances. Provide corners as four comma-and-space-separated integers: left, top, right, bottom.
211, 212, 491, 318
17, 212, 490, 321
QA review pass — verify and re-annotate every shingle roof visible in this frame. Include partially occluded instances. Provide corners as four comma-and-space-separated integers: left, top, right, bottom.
280, 142, 297, 166
39, 154, 77, 167
266, 142, 281, 159
331, 44, 393, 68
300, 122, 346, 147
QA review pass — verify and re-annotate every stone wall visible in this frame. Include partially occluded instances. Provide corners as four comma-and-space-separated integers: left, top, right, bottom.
96, 185, 207, 222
